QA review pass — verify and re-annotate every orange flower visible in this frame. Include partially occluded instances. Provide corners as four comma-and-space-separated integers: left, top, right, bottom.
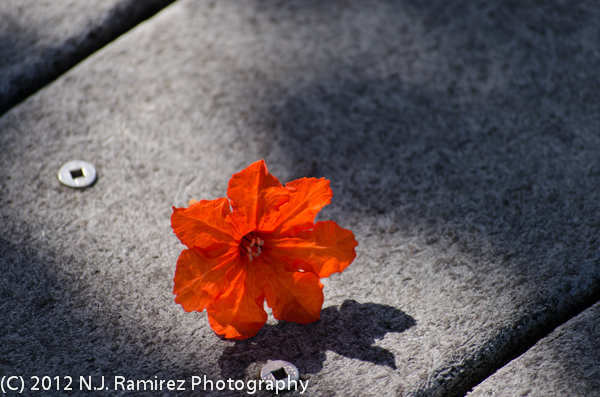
171, 160, 358, 339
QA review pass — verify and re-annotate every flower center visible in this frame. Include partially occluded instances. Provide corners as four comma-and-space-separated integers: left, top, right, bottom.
240, 232, 264, 262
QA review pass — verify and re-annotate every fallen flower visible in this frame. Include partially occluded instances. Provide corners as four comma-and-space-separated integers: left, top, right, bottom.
171, 160, 358, 339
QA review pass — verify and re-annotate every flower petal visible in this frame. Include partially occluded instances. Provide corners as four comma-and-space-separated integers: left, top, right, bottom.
206, 260, 267, 339
267, 220, 358, 278
173, 246, 240, 312
227, 160, 289, 234
268, 177, 332, 236
258, 254, 324, 323
172, 198, 239, 249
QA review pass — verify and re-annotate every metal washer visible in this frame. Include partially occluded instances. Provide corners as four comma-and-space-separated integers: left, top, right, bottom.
260, 360, 300, 390
58, 160, 97, 188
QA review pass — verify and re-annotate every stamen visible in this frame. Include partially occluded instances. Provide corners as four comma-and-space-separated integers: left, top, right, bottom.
240, 232, 264, 261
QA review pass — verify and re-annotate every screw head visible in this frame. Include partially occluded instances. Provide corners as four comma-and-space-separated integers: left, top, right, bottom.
260, 360, 299, 390
58, 160, 97, 188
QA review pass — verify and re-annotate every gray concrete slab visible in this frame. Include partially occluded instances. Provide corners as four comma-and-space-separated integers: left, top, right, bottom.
0, 0, 174, 114
1, 0, 600, 396
468, 301, 600, 396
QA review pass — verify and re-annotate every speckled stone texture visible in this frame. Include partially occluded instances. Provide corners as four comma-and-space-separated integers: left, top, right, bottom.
1, 0, 600, 396
468, 301, 600, 396
0, 0, 174, 114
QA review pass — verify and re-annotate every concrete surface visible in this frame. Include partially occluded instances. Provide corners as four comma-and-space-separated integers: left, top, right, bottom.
1, 0, 600, 396
0, 0, 174, 114
468, 301, 600, 396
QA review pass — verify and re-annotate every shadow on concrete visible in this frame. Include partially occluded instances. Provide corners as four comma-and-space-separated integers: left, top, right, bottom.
261, 69, 600, 397
0, 236, 203, 396
0, 17, 38, 71
239, 0, 600, 395
218, 300, 415, 378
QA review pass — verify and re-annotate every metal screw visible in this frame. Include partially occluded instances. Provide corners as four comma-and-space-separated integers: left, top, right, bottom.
58, 160, 97, 188
260, 360, 299, 390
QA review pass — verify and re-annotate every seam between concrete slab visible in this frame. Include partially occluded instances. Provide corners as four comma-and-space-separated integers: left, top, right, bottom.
0, 0, 176, 116
455, 287, 600, 397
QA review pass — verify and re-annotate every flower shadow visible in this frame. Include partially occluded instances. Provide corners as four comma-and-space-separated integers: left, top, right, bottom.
218, 300, 415, 379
